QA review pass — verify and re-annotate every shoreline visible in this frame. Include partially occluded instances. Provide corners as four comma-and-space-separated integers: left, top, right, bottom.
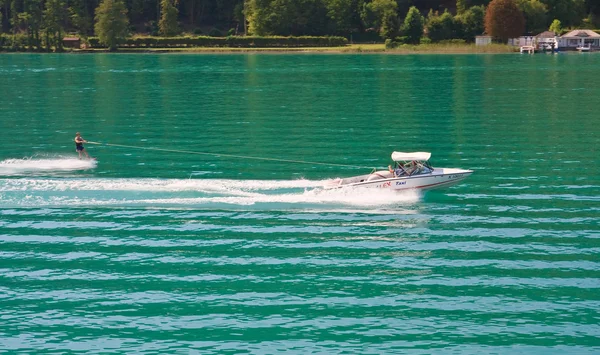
2, 43, 520, 54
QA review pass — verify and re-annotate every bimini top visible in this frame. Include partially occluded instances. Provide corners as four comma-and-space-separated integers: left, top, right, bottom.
391, 151, 431, 161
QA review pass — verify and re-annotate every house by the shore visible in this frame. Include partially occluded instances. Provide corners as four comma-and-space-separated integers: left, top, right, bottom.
558, 30, 600, 50
507, 35, 535, 47
62, 37, 81, 49
536, 31, 558, 50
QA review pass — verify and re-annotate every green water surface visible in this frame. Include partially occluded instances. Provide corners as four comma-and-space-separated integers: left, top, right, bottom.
0, 53, 599, 354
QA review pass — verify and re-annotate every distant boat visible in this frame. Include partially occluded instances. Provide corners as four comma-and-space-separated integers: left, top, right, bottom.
577, 44, 591, 52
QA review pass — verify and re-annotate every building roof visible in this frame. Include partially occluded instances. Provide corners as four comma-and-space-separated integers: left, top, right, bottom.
63, 37, 80, 41
561, 30, 600, 38
536, 31, 556, 38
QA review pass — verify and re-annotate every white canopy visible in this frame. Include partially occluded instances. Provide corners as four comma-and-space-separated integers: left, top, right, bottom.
391, 151, 431, 161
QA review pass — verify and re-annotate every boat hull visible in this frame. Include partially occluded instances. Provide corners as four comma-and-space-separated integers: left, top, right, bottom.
327, 169, 472, 191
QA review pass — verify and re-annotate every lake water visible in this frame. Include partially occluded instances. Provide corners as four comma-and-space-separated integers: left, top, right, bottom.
0, 53, 599, 354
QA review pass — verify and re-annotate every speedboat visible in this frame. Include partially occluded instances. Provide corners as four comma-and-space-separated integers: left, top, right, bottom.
326, 152, 473, 191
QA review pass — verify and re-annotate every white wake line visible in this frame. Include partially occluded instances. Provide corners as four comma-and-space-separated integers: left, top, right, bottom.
0, 189, 421, 208
0, 178, 328, 192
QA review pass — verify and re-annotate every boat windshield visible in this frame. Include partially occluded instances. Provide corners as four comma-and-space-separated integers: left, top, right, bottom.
394, 160, 433, 176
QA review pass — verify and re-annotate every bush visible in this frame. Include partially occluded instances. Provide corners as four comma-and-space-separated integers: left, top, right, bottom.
145, 21, 159, 35
439, 39, 466, 44
193, 28, 203, 35
421, 37, 432, 44
227, 28, 236, 36
0, 34, 29, 51
208, 28, 222, 37
86, 35, 348, 49
394, 36, 408, 44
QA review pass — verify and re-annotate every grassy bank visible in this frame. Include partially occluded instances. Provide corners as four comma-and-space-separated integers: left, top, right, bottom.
383, 43, 517, 54
71, 43, 517, 54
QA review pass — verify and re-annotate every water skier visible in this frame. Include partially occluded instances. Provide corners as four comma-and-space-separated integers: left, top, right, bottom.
74, 132, 92, 159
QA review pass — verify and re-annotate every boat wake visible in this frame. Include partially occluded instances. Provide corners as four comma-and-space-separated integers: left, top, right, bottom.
0, 177, 421, 210
0, 157, 96, 176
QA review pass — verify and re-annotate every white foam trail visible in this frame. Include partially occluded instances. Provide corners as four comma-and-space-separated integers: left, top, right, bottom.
0, 178, 321, 192
0, 157, 96, 176
0, 178, 421, 208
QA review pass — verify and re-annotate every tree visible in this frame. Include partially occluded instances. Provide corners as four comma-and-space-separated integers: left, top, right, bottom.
94, 0, 129, 51
540, 0, 585, 27
15, 0, 44, 51
361, 0, 397, 33
159, 0, 179, 36
455, 5, 485, 41
485, 0, 525, 42
129, 0, 144, 23
426, 9, 454, 42
43, 0, 66, 51
325, 0, 354, 35
548, 18, 561, 32
517, 0, 548, 34
246, 0, 329, 36
457, 0, 468, 14
380, 8, 398, 39
402, 6, 424, 44
69, 0, 93, 37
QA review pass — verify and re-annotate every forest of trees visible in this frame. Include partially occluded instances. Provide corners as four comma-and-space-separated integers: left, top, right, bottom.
0, 0, 599, 49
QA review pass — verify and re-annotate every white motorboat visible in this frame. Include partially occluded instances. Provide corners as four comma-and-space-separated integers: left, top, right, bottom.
326, 152, 473, 191
577, 44, 591, 52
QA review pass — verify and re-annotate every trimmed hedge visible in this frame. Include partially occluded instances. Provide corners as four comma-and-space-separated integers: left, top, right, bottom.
88, 35, 348, 49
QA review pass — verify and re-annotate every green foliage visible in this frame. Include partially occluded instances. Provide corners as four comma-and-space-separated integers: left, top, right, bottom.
130, 0, 144, 23
457, 0, 468, 14
159, 0, 179, 36
360, 1, 378, 29
580, 12, 597, 28
541, 0, 585, 27
549, 18, 561, 32
15, 0, 44, 50
368, 0, 397, 17
208, 28, 222, 37
485, 0, 525, 42
325, 0, 354, 34
69, 0, 93, 37
439, 38, 467, 44
455, 5, 485, 42
402, 6, 424, 44
43, 0, 67, 51
0, 0, 596, 45
427, 9, 455, 42
360, 0, 397, 34
395, 36, 408, 44
380, 9, 399, 39
87, 35, 348, 48
94, 0, 129, 51
1, 33, 29, 50
517, 0, 548, 33
245, 0, 330, 36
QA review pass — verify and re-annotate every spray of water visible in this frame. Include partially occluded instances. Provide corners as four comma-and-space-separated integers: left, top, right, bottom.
0, 177, 421, 209
0, 157, 96, 176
